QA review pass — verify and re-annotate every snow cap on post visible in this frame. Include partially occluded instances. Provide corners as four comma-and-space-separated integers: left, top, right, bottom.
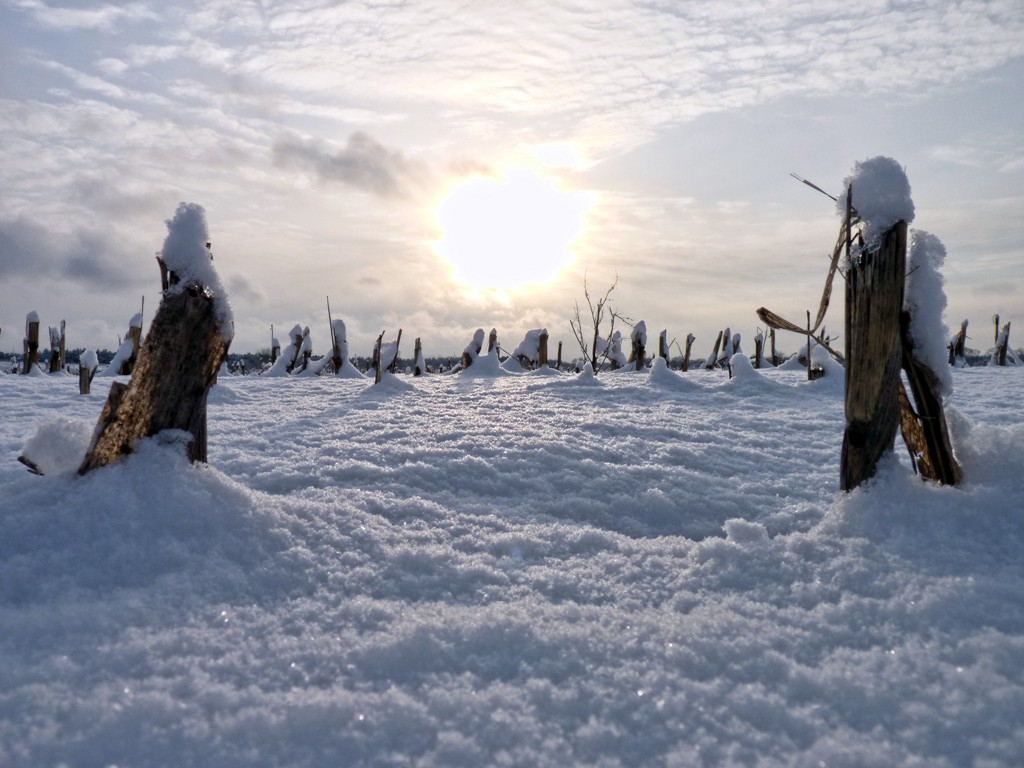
837, 156, 915, 247
159, 202, 233, 338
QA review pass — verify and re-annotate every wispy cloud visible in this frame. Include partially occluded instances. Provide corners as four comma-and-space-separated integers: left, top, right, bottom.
11, 0, 157, 31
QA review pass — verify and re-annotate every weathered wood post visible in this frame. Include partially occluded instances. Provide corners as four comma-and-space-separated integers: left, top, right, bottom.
119, 313, 143, 375
389, 329, 403, 374
658, 330, 669, 361
754, 332, 764, 369
948, 319, 967, 365
48, 321, 66, 373
298, 327, 311, 373
538, 331, 549, 368
898, 311, 963, 485
372, 331, 384, 384
78, 350, 99, 395
78, 203, 232, 473
22, 313, 40, 374
805, 311, 813, 380
461, 329, 484, 369
705, 331, 722, 370
769, 328, 778, 366
840, 216, 908, 491
630, 322, 646, 371
327, 298, 342, 373
488, 328, 498, 353
270, 325, 279, 364
994, 321, 1011, 366
413, 337, 424, 376
994, 314, 1000, 345
682, 333, 695, 372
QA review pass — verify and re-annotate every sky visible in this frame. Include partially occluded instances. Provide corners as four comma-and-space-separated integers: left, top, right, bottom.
1, 0, 1023, 357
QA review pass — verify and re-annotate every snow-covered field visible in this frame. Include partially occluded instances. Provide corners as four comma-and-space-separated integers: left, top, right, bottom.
2, 360, 1023, 767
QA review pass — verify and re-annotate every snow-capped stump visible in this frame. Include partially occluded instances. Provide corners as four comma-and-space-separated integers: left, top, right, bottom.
413, 337, 426, 376
628, 321, 646, 371
991, 320, 1015, 366
657, 329, 669, 362
682, 332, 695, 371
838, 159, 960, 490
948, 319, 968, 367
327, 317, 364, 378
78, 349, 98, 395
118, 310, 144, 375
704, 330, 722, 370
460, 328, 485, 370
78, 203, 232, 473
48, 320, 66, 373
510, 328, 548, 370
22, 311, 40, 375
372, 330, 401, 384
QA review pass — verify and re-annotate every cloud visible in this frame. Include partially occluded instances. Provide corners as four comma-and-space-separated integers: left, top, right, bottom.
11, 0, 157, 31
272, 132, 427, 198
0, 215, 147, 289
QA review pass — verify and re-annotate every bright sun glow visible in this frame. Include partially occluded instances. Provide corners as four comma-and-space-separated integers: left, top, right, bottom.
434, 169, 591, 291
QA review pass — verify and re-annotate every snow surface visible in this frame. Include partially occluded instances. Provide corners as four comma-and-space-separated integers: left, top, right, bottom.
3, 365, 1024, 767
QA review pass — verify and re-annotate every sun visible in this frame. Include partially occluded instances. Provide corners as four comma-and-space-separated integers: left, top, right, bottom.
433, 169, 591, 291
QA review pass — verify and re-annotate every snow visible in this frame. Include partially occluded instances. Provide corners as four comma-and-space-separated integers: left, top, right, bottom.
96, 335, 135, 378
906, 230, 954, 394
159, 202, 234, 337
837, 156, 915, 247
332, 318, 365, 378
632, 320, 647, 348
25, 310, 39, 324
2, 365, 1024, 766
463, 328, 485, 365
79, 349, 98, 372
511, 328, 547, 363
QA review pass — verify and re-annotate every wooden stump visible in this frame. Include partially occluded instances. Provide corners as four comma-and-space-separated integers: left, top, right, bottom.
705, 331, 722, 370
898, 311, 962, 485
630, 328, 645, 371
539, 331, 549, 368
119, 322, 143, 375
994, 321, 1011, 366
78, 288, 231, 473
372, 331, 384, 384
840, 220, 907, 491
79, 365, 96, 395
682, 333, 695, 372
49, 321, 66, 373
23, 319, 39, 375
948, 319, 967, 365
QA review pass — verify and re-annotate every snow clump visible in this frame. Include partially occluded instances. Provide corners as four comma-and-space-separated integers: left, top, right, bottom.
159, 202, 233, 338
837, 156, 915, 247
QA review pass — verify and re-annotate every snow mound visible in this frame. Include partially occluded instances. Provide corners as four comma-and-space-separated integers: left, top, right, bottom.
20, 416, 95, 476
